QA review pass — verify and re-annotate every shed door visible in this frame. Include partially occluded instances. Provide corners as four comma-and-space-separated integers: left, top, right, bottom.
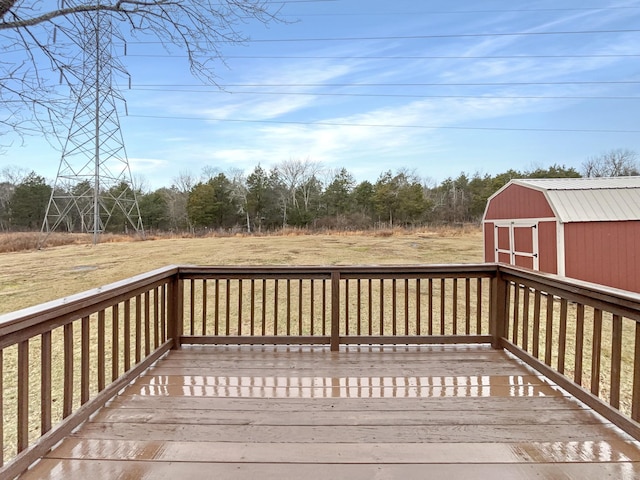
494, 222, 539, 270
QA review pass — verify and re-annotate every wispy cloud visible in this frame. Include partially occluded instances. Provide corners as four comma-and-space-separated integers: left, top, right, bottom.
56, 1, 640, 189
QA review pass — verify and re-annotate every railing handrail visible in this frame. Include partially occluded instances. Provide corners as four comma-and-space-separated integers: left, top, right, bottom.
0, 265, 180, 338
497, 264, 640, 322
178, 263, 498, 275
4, 262, 640, 348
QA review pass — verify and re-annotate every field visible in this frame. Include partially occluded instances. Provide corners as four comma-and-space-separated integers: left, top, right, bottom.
2, 228, 640, 468
0, 228, 483, 315
0, 228, 485, 464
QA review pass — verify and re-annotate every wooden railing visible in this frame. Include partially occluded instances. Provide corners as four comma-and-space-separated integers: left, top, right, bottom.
0, 266, 181, 479
178, 265, 495, 349
1, 263, 640, 477
497, 265, 640, 440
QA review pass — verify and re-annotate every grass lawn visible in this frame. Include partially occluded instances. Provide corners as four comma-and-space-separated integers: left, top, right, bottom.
0, 228, 484, 315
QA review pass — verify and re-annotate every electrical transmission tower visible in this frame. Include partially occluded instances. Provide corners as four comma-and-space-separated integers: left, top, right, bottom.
41, 5, 144, 245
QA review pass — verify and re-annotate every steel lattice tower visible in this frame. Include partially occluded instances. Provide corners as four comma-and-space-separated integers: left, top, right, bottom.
41, 6, 144, 245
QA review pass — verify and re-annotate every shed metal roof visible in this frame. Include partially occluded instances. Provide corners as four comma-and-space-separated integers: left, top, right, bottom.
504, 177, 640, 223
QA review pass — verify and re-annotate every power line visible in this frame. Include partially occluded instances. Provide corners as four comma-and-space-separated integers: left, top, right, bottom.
251, 30, 640, 42
131, 81, 640, 87
284, 6, 640, 16
128, 87, 640, 101
127, 114, 640, 134
124, 29, 640, 45
125, 53, 640, 60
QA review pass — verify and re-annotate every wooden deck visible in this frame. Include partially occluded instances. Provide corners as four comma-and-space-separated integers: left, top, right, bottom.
19, 345, 640, 479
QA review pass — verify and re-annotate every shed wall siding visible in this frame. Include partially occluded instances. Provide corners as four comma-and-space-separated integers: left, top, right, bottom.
538, 221, 558, 274
483, 223, 495, 262
485, 184, 555, 220
564, 221, 640, 293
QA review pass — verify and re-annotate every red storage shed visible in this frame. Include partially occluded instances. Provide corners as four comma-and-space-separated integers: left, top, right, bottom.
483, 177, 640, 293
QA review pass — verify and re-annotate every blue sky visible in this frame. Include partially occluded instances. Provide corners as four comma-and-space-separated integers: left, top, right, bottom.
3, 0, 640, 190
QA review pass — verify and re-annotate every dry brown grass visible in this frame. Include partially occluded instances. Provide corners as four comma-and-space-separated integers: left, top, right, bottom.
0, 227, 484, 315
0, 227, 485, 463
0, 227, 637, 464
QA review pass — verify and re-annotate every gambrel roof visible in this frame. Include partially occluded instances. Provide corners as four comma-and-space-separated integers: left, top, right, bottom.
492, 177, 640, 223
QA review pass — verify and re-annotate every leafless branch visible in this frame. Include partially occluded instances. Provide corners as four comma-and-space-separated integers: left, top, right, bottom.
1, 1, 286, 141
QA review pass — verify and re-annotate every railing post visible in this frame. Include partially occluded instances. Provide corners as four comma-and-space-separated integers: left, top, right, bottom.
330, 270, 340, 351
168, 271, 184, 350
490, 267, 508, 349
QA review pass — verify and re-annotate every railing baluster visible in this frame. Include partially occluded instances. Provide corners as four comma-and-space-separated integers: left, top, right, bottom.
495, 279, 512, 339
41, 332, 52, 434
322, 279, 327, 336
202, 280, 207, 336
557, 299, 568, 374
532, 290, 541, 358
190, 279, 195, 336
144, 291, 151, 356
465, 278, 471, 335
298, 279, 303, 336
251, 279, 256, 336
226, 279, 231, 336
124, 299, 131, 372
404, 279, 410, 335
428, 278, 434, 335
344, 279, 349, 336
522, 287, 530, 351
331, 271, 340, 351
416, 278, 421, 335
81, 316, 90, 404
17, 340, 29, 453
135, 295, 142, 364
238, 279, 243, 336
168, 275, 183, 349
357, 279, 362, 336
452, 278, 458, 335
392, 278, 397, 336
379, 279, 384, 336
261, 279, 267, 336
476, 278, 483, 334
98, 310, 106, 391
112, 304, 120, 382
574, 304, 585, 385
610, 314, 623, 409
158, 284, 167, 347
273, 279, 279, 336
591, 308, 603, 396
544, 294, 554, 366
310, 279, 316, 336
161, 284, 167, 343
367, 279, 372, 336
214, 279, 220, 336
512, 283, 520, 344
286, 279, 291, 336
440, 278, 446, 335
63, 323, 74, 418
152, 287, 159, 348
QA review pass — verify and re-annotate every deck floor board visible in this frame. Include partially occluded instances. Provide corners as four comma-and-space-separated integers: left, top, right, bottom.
19, 345, 640, 479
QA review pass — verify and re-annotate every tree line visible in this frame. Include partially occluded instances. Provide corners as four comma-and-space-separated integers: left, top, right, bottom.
1, 149, 637, 234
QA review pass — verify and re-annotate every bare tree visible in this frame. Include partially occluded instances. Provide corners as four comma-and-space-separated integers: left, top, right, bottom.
582, 149, 640, 177
227, 167, 251, 232
173, 169, 196, 194
276, 157, 323, 212
166, 169, 197, 231
1, 164, 30, 185
1, 1, 285, 141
